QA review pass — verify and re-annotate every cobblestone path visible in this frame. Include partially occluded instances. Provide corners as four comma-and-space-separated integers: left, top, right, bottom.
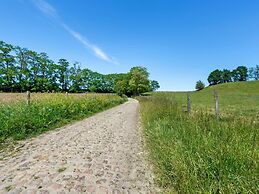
0, 99, 157, 194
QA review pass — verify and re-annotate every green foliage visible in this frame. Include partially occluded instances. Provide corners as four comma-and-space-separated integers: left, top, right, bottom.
208, 66, 250, 86
0, 93, 126, 143
222, 69, 232, 83
128, 66, 151, 96
138, 82, 259, 193
0, 40, 159, 95
195, 80, 205, 91
150, 80, 160, 91
208, 69, 223, 85
249, 65, 259, 80
115, 79, 129, 96
232, 66, 248, 82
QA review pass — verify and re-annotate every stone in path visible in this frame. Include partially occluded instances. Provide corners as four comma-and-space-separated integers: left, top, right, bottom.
0, 99, 158, 193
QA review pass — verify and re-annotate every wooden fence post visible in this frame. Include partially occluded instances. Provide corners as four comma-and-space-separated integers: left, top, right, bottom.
214, 89, 219, 120
187, 92, 191, 114
66, 92, 68, 97
26, 91, 31, 105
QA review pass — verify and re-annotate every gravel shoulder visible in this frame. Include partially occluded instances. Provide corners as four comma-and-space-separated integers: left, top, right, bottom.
0, 98, 158, 194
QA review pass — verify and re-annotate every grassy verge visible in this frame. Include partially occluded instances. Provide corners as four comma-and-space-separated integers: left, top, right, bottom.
138, 93, 258, 193
0, 93, 126, 145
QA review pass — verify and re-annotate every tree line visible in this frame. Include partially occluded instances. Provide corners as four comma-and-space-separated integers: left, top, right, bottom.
207, 65, 259, 86
0, 40, 159, 95
195, 65, 259, 90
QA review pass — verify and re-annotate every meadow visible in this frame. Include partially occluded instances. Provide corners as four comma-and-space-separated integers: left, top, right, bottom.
0, 93, 126, 146
139, 81, 259, 193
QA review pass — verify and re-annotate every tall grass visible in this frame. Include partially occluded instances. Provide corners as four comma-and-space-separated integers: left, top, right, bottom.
0, 93, 126, 144
139, 94, 258, 193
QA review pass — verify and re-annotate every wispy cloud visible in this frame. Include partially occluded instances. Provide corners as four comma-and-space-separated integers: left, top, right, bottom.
33, 0, 57, 18
31, 0, 118, 64
62, 24, 118, 64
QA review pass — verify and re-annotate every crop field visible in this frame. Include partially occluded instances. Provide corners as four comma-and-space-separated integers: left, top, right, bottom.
138, 81, 259, 193
0, 92, 126, 146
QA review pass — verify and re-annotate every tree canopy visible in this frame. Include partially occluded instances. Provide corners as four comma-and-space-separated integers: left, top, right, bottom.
0, 40, 159, 96
207, 65, 251, 86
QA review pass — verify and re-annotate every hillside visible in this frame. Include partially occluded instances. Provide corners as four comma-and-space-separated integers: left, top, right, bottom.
162, 81, 259, 116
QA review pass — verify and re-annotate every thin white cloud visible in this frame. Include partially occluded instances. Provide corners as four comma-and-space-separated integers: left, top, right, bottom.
32, 0, 57, 18
31, 0, 118, 64
62, 24, 118, 64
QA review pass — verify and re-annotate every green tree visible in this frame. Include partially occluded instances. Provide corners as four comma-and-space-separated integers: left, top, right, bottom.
57, 59, 70, 91
81, 68, 93, 91
232, 66, 248, 82
248, 65, 259, 80
222, 69, 232, 83
69, 62, 83, 92
207, 69, 223, 85
46, 61, 59, 92
25, 50, 39, 91
129, 66, 150, 96
0, 41, 16, 92
150, 80, 160, 91
115, 74, 130, 96
195, 80, 205, 91
15, 46, 30, 92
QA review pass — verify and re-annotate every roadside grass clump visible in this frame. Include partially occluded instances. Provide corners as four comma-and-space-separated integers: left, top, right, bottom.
138, 92, 258, 193
0, 93, 126, 145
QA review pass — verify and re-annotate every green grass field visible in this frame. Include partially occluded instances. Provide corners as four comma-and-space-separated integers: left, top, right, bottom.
161, 80, 259, 117
0, 93, 126, 147
139, 81, 259, 193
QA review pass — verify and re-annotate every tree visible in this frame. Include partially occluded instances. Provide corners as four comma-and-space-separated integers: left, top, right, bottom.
115, 79, 129, 96
195, 80, 205, 91
57, 59, 70, 91
0, 40, 159, 94
222, 69, 232, 83
115, 74, 130, 96
249, 65, 259, 80
0, 41, 16, 92
207, 69, 223, 85
150, 80, 160, 91
15, 46, 30, 92
69, 62, 83, 92
232, 66, 248, 82
128, 66, 150, 96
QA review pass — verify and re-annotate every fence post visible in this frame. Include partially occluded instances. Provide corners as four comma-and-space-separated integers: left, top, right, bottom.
66, 92, 68, 97
26, 91, 31, 105
187, 92, 191, 114
214, 89, 219, 120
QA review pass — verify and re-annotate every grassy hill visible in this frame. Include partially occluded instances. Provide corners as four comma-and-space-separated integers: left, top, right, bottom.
138, 81, 259, 193
159, 80, 259, 116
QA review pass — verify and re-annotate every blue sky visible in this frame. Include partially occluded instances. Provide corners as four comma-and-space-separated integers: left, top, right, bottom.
1, 0, 259, 91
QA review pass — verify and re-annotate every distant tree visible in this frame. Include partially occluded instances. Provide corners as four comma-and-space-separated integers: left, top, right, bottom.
249, 65, 259, 80
0, 40, 159, 94
0, 41, 16, 92
69, 62, 83, 92
115, 79, 129, 96
195, 80, 205, 91
207, 69, 223, 85
81, 68, 93, 91
89, 85, 96, 92
232, 66, 248, 82
57, 59, 70, 91
15, 46, 31, 92
129, 66, 150, 96
222, 69, 232, 83
150, 80, 160, 91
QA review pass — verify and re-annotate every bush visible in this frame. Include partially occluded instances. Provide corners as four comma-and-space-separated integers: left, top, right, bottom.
195, 80, 205, 91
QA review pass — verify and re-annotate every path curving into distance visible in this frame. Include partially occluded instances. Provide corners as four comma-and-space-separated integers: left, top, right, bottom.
0, 99, 158, 194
